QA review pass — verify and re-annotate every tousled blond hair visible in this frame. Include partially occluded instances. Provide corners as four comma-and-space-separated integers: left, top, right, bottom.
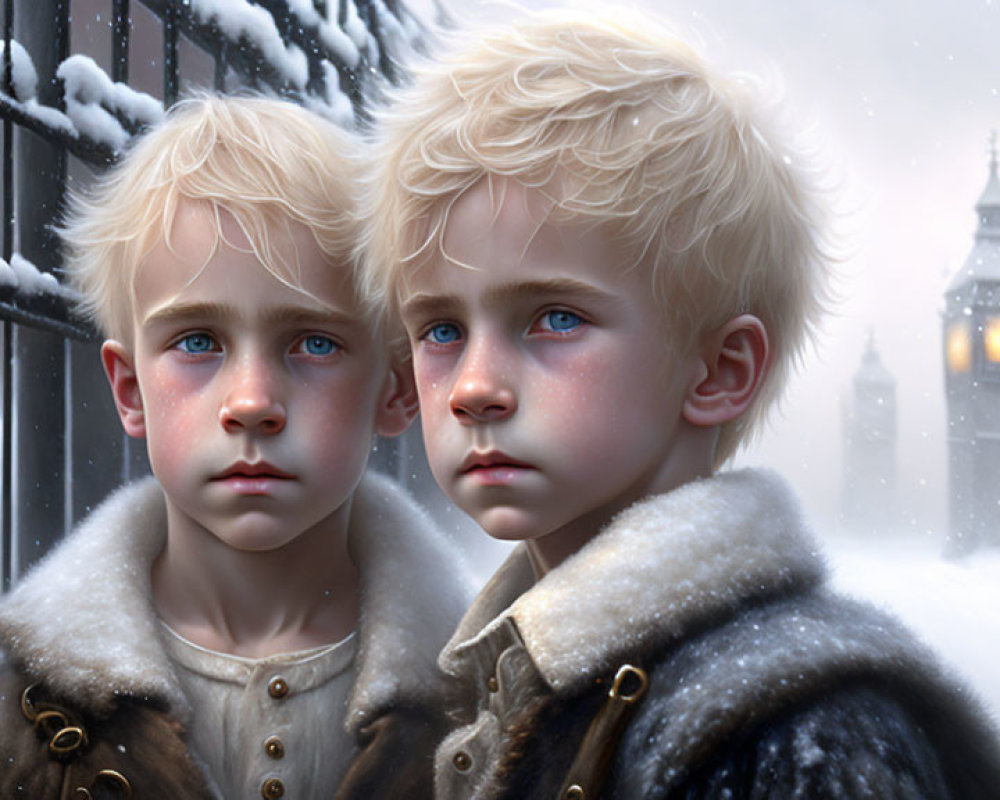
60, 92, 367, 344
362, 8, 833, 463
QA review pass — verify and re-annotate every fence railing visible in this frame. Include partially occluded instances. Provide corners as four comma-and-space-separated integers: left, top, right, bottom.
0, 0, 422, 590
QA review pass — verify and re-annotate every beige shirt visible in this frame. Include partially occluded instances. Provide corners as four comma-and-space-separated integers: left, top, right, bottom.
161, 624, 358, 800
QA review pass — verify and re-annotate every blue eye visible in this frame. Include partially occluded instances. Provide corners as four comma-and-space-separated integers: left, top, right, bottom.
176, 333, 218, 353
425, 323, 462, 345
541, 310, 583, 332
300, 335, 338, 356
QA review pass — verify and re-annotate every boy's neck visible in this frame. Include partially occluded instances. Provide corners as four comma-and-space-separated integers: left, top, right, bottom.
151, 502, 359, 659
525, 426, 717, 579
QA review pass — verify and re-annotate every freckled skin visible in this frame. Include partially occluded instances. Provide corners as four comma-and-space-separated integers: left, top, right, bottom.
400, 180, 714, 570
114, 201, 393, 554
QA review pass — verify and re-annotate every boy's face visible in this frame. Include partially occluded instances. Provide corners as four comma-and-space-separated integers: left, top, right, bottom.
105, 202, 405, 552
399, 180, 706, 562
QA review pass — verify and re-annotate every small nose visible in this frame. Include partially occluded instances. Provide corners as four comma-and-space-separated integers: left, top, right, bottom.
219, 358, 286, 435
449, 342, 516, 425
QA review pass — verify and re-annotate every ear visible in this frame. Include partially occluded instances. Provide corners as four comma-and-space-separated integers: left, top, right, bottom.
374, 356, 420, 438
101, 340, 147, 439
683, 314, 770, 428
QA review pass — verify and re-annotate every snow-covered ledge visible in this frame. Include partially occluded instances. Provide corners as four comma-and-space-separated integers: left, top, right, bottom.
0, 255, 78, 301
0, 254, 94, 340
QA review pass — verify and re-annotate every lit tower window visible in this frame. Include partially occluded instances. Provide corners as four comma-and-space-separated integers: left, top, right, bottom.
946, 322, 972, 372
941, 131, 1000, 555
985, 318, 1000, 364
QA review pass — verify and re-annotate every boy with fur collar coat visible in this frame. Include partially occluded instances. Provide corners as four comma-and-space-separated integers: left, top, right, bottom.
0, 473, 463, 798
0, 95, 469, 798
364, 9, 1000, 798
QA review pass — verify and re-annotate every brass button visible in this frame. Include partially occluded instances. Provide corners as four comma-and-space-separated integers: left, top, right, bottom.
264, 735, 285, 759
261, 777, 285, 799
452, 750, 472, 771
487, 676, 499, 693
564, 785, 585, 800
267, 676, 289, 699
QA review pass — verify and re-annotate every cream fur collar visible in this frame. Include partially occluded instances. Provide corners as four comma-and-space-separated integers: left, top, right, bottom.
440, 469, 825, 694
0, 472, 471, 731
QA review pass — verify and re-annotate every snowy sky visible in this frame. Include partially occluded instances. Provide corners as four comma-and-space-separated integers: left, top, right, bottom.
416, 0, 1000, 542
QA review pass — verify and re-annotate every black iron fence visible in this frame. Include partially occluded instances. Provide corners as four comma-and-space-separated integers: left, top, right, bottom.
0, 0, 423, 590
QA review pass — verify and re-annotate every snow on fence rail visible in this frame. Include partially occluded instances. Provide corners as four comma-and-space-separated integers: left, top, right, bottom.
0, 0, 419, 330
1, 0, 418, 162
0, 255, 92, 340
1, 40, 161, 165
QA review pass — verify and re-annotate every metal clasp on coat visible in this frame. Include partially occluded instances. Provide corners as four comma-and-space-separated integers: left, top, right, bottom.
557, 664, 649, 800
608, 664, 648, 704
20, 682, 89, 758
73, 769, 134, 799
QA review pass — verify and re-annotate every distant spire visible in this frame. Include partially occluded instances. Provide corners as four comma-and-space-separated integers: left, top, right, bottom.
950, 132, 1000, 289
976, 130, 1000, 212
856, 328, 893, 386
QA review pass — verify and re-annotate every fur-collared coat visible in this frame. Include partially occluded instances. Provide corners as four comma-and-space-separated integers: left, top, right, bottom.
435, 469, 1000, 799
0, 471, 471, 799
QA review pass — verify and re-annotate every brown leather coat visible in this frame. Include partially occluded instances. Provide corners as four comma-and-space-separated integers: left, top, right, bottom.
0, 667, 449, 799
0, 473, 470, 799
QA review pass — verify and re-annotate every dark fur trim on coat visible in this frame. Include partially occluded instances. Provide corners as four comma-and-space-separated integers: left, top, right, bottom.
435, 471, 1000, 800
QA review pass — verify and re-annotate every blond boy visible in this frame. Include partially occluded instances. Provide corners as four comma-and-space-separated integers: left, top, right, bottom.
0, 95, 467, 799
366, 11, 1000, 798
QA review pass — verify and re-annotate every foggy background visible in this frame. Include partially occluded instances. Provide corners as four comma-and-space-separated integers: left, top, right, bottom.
693, 0, 997, 540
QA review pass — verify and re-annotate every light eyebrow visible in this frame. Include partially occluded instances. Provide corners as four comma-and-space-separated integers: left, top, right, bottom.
142, 301, 362, 329
260, 305, 362, 328
399, 294, 462, 324
483, 278, 616, 308
142, 301, 231, 328
400, 278, 619, 322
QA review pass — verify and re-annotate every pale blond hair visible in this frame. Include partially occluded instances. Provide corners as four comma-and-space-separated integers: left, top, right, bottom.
60, 92, 367, 344
362, 8, 832, 463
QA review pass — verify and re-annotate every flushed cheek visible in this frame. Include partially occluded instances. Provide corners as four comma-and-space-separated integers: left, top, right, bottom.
522, 365, 615, 431
294, 381, 381, 454
529, 378, 655, 459
303, 416, 371, 473
413, 378, 453, 437
146, 392, 212, 440
138, 384, 216, 477
139, 376, 213, 428
413, 360, 450, 405
144, 405, 211, 469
